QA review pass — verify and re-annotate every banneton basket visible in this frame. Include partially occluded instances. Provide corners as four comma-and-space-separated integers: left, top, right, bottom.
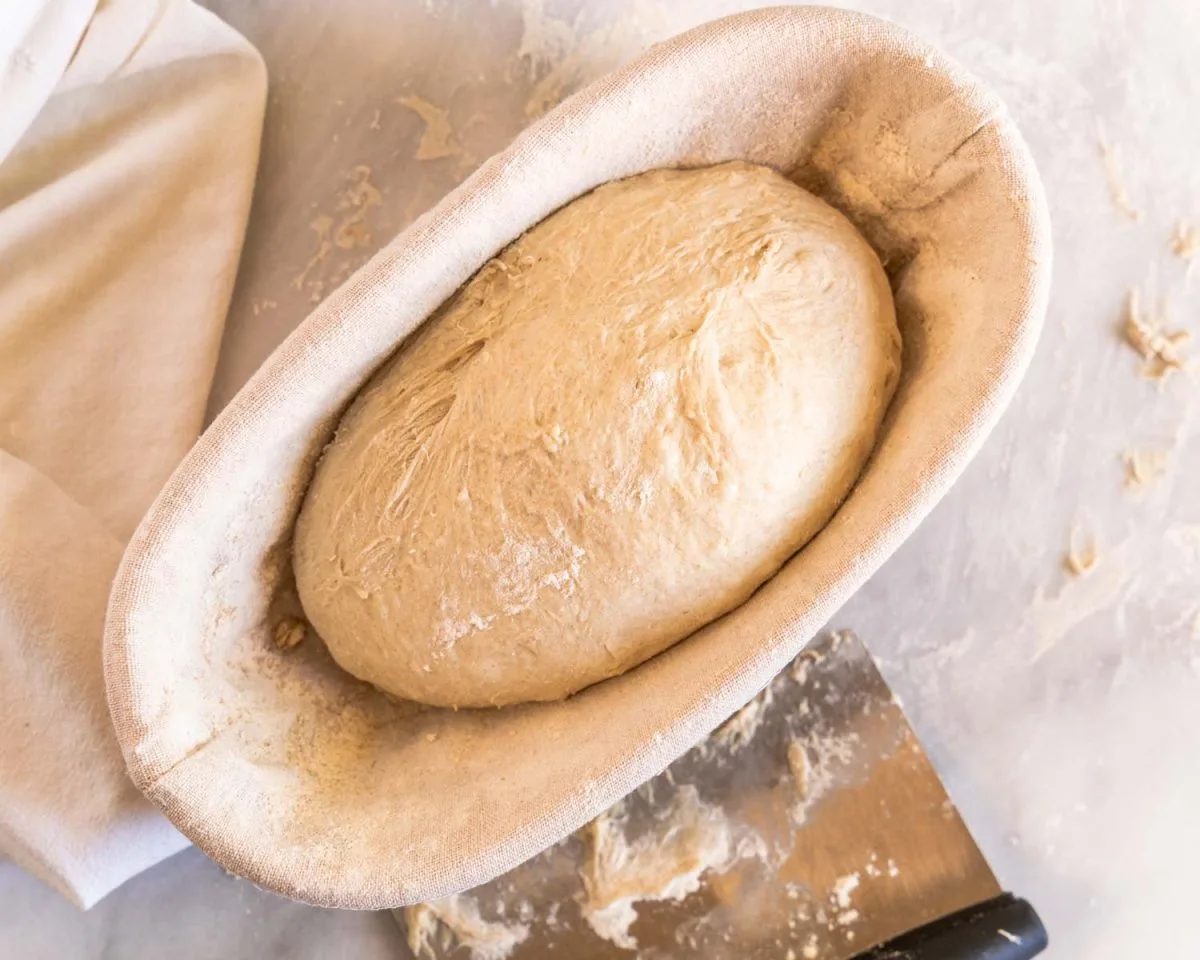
104, 5, 1050, 908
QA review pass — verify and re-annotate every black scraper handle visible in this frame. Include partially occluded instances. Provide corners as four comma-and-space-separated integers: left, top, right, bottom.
851, 893, 1047, 960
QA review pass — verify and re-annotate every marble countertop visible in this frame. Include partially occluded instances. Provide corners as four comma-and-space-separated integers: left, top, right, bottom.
3, 0, 1198, 956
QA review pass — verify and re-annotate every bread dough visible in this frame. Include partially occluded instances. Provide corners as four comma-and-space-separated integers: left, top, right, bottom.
294, 161, 901, 708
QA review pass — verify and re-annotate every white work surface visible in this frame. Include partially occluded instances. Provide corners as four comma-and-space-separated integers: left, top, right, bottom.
3, 0, 1198, 956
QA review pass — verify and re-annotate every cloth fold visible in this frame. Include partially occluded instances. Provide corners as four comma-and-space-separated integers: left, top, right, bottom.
0, 0, 266, 907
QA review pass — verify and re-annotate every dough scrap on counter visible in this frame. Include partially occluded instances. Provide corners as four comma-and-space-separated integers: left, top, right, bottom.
292, 167, 382, 299
1098, 129, 1142, 222
397, 94, 462, 161
1121, 449, 1170, 490
787, 741, 810, 800
1123, 287, 1190, 381
1063, 531, 1100, 578
333, 165, 382, 250
1171, 221, 1199, 263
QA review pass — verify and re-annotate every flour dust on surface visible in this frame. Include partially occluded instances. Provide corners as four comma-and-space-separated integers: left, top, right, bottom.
395, 631, 915, 959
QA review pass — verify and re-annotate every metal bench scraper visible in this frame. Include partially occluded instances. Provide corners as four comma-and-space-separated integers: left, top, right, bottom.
392, 631, 1047, 960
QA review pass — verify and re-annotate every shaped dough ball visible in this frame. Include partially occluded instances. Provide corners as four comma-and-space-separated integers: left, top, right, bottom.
294, 162, 901, 708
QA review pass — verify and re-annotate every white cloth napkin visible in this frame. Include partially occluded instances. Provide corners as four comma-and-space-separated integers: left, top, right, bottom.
0, 0, 266, 908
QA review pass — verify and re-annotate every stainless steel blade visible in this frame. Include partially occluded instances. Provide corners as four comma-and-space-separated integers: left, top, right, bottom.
392, 631, 1001, 959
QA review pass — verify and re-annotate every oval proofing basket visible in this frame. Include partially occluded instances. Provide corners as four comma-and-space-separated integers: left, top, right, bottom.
104, 5, 1051, 909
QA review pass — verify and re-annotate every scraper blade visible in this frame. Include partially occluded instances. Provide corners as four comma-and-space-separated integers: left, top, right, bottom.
392, 631, 1047, 959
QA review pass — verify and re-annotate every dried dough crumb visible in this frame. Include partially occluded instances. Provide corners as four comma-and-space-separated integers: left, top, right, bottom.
292, 215, 334, 290
396, 94, 462, 161
1098, 129, 1142, 222
1121, 449, 1170, 490
1063, 533, 1099, 578
334, 165, 383, 250
1171, 221, 1199, 262
787, 741, 810, 800
273, 617, 307, 651
1123, 287, 1190, 381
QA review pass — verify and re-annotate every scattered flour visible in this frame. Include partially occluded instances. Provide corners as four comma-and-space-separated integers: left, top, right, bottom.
830, 872, 860, 909
514, 0, 670, 118
787, 726, 855, 826
1098, 127, 1142, 222
404, 893, 530, 960
578, 785, 759, 949
712, 685, 774, 753
790, 655, 813, 687
1030, 541, 1131, 662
